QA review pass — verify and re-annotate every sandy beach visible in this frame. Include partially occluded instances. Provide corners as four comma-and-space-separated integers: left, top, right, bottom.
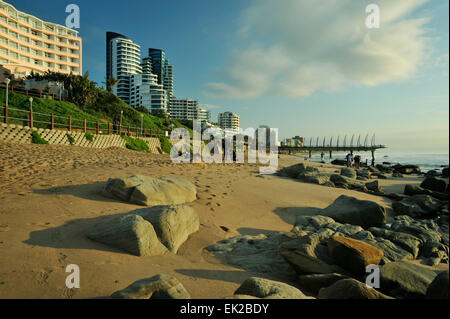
0, 141, 445, 299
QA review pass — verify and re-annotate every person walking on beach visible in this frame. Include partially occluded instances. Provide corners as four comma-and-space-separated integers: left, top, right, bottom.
346, 153, 353, 167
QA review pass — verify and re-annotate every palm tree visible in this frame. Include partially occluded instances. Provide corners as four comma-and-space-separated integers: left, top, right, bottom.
103, 77, 120, 92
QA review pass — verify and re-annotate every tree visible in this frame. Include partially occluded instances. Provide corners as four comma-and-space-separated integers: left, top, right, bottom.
103, 77, 120, 92
151, 109, 168, 119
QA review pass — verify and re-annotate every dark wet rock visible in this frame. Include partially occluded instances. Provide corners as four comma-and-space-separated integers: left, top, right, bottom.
404, 184, 449, 201
392, 171, 404, 178
365, 180, 383, 192
420, 177, 447, 193
111, 274, 190, 299
318, 278, 394, 299
321, 195, 386, 228
278, 163, 308, 178
442, 167, 449, 178
393, 164, 421, 175
369, 227, 421, 259
426, 271, 449, 299
357, 169, 372, 179
331, 159, 347, 166
341, 167, 357, 179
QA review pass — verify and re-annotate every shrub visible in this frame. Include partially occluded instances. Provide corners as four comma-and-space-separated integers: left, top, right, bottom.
66, 133, 75, 145
122, 135, 149, 152
85, 133, 95, 142
31, 131, 49, 144
159, 136, 172, 154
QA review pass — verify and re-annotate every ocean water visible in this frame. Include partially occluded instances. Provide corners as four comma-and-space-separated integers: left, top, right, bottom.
305, 151, 449, 173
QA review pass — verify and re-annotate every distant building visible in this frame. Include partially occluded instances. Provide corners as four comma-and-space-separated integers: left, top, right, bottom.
170, 99, 198, 120
0, 0, 82, 77
218, 112, 240, 131
197, 108, 211, 122
147, 48, 173, 107
282, 136, 305, 147
106, 32, 142, 104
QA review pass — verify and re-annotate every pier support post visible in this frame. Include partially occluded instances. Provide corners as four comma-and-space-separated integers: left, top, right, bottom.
329, 150, 333, 159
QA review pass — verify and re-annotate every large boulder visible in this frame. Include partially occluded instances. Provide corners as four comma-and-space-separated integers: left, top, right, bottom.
111, 274, 190, 299
301, 173, 331, 185
341, 167, 357, 179
234, 277, 312, 299
327, 236, 383, 276
298, 273, 349, 295
392, 195, 443, 218
136, 205, 200, 253
368, 228, 421, 259
87, 214, 168, 257
420, 177, 447, 193
365, 180, 383, 193
404, 184, 449, 201
380, 261, 437, 297
443, 167, 449, 178
278, 163, 308, 178
393, 164, 421, 175
357, 169, 372, 179
426, 271, 449, 299
318, 279, 393, 299
321, 195, 386, 228
105, 175, 197, 206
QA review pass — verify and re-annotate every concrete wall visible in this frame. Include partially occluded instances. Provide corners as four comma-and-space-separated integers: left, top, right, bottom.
0, 123, 163, 154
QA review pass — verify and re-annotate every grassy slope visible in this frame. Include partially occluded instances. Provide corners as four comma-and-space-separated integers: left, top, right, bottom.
0, 90, 190, 134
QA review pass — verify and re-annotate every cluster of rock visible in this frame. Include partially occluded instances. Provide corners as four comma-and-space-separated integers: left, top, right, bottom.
88, 175, 199, 256
206, 195, 449, 299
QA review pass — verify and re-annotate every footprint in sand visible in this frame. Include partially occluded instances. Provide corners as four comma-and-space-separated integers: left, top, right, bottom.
0, 224, 10, 232
62, 287, 77, 299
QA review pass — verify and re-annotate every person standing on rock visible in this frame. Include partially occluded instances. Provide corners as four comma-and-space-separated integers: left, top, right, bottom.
346, 153, 353, 168
354, 155, 361, 169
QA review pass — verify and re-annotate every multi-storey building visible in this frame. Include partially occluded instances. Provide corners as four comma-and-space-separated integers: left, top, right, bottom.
129, 72, 167, 113
197, 108, 211, 122
170, 99, 198, 120
0, 0, 82, 77
147, 48, 173, 106
218, 112, 241, 131
106, 31, 141, 104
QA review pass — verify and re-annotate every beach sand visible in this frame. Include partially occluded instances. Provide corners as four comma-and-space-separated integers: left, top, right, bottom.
0, 141, 439, 299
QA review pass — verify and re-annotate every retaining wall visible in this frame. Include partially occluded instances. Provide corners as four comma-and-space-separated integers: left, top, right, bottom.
0, 123, 163, 154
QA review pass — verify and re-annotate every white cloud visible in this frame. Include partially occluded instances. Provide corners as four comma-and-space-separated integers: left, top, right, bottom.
205, 0, 431, 98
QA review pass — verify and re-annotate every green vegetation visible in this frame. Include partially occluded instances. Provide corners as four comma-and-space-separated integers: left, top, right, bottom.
31, 131, 49, 144
2, 71, 191, 135
66, 133, 75, 145
122, 135, 150, 152
85, 133, 95, 142
159, 136, 173, 154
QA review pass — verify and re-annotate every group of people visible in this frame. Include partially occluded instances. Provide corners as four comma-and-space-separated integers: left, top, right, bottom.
346, 153, 363, 168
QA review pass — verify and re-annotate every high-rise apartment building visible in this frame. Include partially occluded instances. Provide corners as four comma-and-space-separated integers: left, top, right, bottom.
197, 108, 211, 122
129, 73, 167, 112
106, 32, 142, 104
218, 112, 241, 131
0, 0, 82, 77
147, 48, 173, 107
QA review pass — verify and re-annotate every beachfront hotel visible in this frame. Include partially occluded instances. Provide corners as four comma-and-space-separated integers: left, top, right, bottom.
0, 0, 82, 77
106, 32, 142, 104
218, 111, 241, 131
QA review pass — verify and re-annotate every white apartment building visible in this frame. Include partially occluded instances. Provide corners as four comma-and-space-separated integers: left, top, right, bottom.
197, 108, 211, 122
218, 112, 241, 131
129, 73, 168, 113
0, 0, 82, 77
106, 32, 142, 104
170, 99, 198, 120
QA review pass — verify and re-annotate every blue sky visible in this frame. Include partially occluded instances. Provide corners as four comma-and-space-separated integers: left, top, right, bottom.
10, 0, 449, 153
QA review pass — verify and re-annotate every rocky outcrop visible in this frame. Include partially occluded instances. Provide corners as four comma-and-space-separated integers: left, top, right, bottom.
392, 195, 444, 218
318, 278, 393, 299
341, 167, 357, 179
393, 164, 421, 175
234, 277, 313, 299
111, 274, 190, 299
298, 273, 349, 295
380, 261, 437, 298
104, 175, 197, 206
321, 195, 386, 228
87, 205, 199, 256
327, 235, 384, 276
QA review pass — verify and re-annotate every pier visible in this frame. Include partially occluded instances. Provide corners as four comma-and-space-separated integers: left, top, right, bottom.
279, 135, 387, 164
